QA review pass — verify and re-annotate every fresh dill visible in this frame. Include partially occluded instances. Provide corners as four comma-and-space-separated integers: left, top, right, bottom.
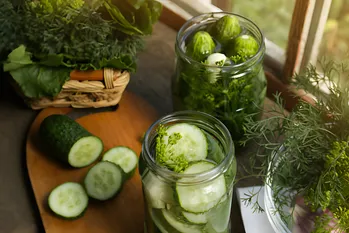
155, 125, 188, 173
240, 58, 349, 232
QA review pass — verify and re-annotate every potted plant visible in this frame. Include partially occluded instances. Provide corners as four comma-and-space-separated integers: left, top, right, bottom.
0, 0, 162, 109
241, 58, 349, 233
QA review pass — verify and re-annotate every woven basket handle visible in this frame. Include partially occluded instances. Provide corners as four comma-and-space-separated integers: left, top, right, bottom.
70, 68, 117, 89
70, 70, 104, 81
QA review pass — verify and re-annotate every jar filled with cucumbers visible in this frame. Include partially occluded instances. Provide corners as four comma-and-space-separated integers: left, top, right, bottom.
139, 111, 237, 233
172, 12, 267, 142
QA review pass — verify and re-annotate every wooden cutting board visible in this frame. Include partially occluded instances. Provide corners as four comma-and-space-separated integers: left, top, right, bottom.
26, 91, 158, 233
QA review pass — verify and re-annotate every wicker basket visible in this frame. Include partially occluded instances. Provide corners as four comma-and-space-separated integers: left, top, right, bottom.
12, 68, 130, 110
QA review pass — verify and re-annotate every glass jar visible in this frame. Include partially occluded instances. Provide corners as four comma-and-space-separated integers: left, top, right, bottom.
140, 111, 237, 233
264, 183, 292, 233
264, 147, 293, 233
172, 12, 267, 142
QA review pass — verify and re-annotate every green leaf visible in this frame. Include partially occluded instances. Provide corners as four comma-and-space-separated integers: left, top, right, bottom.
38, 54, 65, 67
10, 65, 70, 98
149, 0, 162, 24
134, 2, 153, 35
106, 0, 162, 35
3, 45, 33, 72
104, 0, 144, 35
127, 0, 145, 9
99, 55, 137, 73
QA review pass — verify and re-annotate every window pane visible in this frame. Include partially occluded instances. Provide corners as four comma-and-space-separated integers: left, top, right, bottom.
317, 0, 349, 64
213, 0, 295, 49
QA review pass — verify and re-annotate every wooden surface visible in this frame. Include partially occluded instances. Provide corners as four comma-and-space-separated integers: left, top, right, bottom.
26, 91, 158, 233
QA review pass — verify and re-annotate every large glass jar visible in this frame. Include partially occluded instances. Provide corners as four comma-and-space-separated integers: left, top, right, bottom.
140, 111, 237, 233
172, 12, 267, 142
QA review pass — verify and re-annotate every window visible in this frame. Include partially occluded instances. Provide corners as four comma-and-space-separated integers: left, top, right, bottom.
214, 0, 295, 49
317, 0, 349, 66
158, 0, 346, 110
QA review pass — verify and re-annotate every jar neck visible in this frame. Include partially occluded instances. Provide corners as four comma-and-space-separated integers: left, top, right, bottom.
142, 111, 235, 184
175, 12, 266, 71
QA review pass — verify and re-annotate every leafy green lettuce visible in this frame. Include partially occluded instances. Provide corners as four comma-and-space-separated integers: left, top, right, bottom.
4, 46, 70, 98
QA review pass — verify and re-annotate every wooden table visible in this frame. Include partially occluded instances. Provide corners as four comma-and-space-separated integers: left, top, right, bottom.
0, 22, 273, 233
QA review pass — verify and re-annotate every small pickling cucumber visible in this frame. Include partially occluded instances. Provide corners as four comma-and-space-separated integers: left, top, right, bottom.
160, 123, 208, 166
161, 209, 202, 233
39, 114, 103, 168
143, 171, 175, 209
48, 182, 88, 219
102, 146, 138, 179
176, 161, 226, 213
84, 161, 124, 201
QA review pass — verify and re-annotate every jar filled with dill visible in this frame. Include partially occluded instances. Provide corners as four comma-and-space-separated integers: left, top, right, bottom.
172, 12, 267, 143
241, 59, 349, 233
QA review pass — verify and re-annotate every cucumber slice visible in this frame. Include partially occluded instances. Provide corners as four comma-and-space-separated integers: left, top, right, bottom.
39, 115, 103, 168
182, 211, 208, 224
176, 161, 226, 213
162, 123, 208, 164
102, 146, 138, 178
143, 171, 175, 209
68, 136, 104, 168
162, 209, 202, 233
205, 193, 233, 232
84, 161, 124, 201
48, 182, 88, 219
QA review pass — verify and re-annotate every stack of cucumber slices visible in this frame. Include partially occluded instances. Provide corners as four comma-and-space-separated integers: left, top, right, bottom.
143, 122, 233, 233
39, 115, 139, 219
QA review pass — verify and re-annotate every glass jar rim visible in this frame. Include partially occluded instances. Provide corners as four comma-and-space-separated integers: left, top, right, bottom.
175, 11, 266, 70
142, 110, 235, 184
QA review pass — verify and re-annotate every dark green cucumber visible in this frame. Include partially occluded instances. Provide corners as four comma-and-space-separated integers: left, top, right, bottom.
39, 114, 104, 168
84, 161, 124, 201
48, 182, 89, 219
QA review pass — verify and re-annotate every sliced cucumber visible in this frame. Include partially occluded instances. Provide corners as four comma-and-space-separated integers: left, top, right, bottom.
162, 123, 208, 164
143, 171, 175, 209
162, 209, 202, 233
84, 161, 124, 201
48, 182, 88, 219
39, 114, 103, 168
176, 161, 226, 213
182, 211, 208, 224
68, 136, 104, 168
102, 146, 138, 178
205, 193, 233, 232
206, 134, 225, 164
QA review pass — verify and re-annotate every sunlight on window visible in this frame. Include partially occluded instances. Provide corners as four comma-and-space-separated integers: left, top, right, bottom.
318, 0, 349, 64
228, 0, 294, 49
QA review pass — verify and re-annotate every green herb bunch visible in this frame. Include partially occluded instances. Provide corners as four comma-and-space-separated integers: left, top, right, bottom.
241, 58, 349, 232
0, 0, 162, 98
23, 0, 145, 71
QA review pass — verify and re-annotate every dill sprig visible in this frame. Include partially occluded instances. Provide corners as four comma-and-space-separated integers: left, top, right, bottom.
240, 58, 349, 232
155, 125, 188, 173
